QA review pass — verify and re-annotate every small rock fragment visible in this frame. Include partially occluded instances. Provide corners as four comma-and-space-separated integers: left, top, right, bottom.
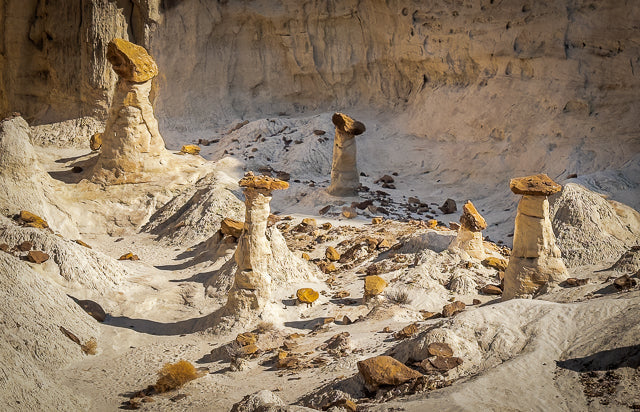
325, 246, 340, 261
236, 332, 258, 347
482, 257, 508, 271
74, 239, 92, 249
371, 217, 383, 225
439, 199, 457, 214
180, 144, 201, 155
613, 274, 637, 290
27, 250, 49, 264
395, 323, 418, 339
342, 207, 357, 219
19, 210, 49, 229
17, 241, 33, 251
442, 301, 465, 317
221, 218, 244, 238
297, 288, 320, 305
480, 284, 503, 295
77, 299, 106, 322
427, 342, 453, 358
90, 132, 102, 151
319, 205, 331, 215
423, 356, 463, 372
118, 252, 139, 261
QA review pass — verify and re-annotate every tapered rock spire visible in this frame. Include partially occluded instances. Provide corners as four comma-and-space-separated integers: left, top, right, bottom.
327, 113, 366, 196
224, 173, 289, 316
90, 38, 169, 184
503, 174, 568, 300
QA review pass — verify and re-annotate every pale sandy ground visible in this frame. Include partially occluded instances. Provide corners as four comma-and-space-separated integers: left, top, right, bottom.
1, 113, 639, 411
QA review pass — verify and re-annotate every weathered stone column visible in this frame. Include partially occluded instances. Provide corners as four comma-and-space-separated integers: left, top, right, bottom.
225, 173, 289, 316
327, 113, 366, 196
503, 174, 568, 300
91, 38, 169, 184
448, 201, 487, 260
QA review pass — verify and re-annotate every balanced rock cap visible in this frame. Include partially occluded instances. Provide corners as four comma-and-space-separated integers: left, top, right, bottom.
239, 172, 289, 191
332, 113, 366, 135
459, 201, 487, 232
107, 38, 159, 82
509, 174, 562, 196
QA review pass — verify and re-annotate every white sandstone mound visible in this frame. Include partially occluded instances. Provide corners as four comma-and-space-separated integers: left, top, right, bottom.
143, 167, 244, 245
550, 182, 640, 267
0, 216, 129, 292
0, 115, 78, 238
0, 252, 99, 411
385, 292, 640, 411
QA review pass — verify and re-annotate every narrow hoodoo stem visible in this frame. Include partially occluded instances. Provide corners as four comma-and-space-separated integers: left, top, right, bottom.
327, 112, 366, 196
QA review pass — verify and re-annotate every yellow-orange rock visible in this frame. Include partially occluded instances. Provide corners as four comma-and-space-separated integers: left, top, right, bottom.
236, 332, 258, 346
90, 132, 102, 151
427, 219, 438, 229
325, 246, 340, 261
19, 210, 49, 229
221, 218, 244, 238
296, 288, 319, 304
357, 355, 422, 389
509, 174, 562, 196
180, 144, 201, 155
118, 252, 139, 261
107, 38, 159, 82
482, 257, 508, 271
364, 275, 387, 298
459, 201, 487, 232
371, 217, 383, 224
239, 174, 289, 191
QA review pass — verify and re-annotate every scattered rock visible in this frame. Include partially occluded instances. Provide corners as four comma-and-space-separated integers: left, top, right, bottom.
357, 355, 422, 390
613, 275, 637, 290
376, 175, 395, 184
442, 301, 465, 317
180, 144, 201, 155
301, 252, 311, 261
118, 252, 139, 261
422, 356, 463, 372
236, 332, 258, 347
19, 210, 49, 229
26, 250, 49, 264
408, 196, 421, 204
565, 278, 588, 287
0, 243, 9, 252
325, 246, 340, 261
77, 300, 106, 322
90, 132, 102, 151
320, 222, 332, 230
318, 262, 337, 274
319, 205, 331, 215
395, 323, 418, 339
438, 199, 457, 214
297, 288, 320, 305
221, 218, 244, 238
230, 390, 285, 412
480, 284, 502, 295
74, 239, 92, 249
482, 257, 508, 271
319, 332, 351, 355
170, 394, 187, 402
364, 275, 388, 299
371, 217, 383, 225
313, 129, 326, 135
17, 241, 33, 251
342, 207, 357, 219
427, 342, 454, 358
275, 171, 290, 181
301, 218, 317, 228
59, 326, 81, 345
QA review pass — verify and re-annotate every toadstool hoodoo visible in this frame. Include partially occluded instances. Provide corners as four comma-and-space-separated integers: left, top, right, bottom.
503, 174, 569, 300
327, 113, 366, 196
90, 38, 169, 184
448, 200, 487, 260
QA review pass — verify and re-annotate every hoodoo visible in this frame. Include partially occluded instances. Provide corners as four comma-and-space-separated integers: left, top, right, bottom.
503, 174, 569, 300
224, 172, 289, 318
448, 201, 487, 260
90, 39, 169, 184
327, 113, 366, 196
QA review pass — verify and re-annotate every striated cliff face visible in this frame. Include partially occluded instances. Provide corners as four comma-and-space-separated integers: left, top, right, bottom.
1, 0, 638, 156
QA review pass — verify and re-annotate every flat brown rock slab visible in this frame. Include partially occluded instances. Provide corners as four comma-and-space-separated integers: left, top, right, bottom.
19, 210, 49, 229
510, 173, 562, 196
221, 218, 244, 238
459, 201, 487, 232
107, 38, 158, 82
422, 356, 463, 372
239, 174, 289, 190
480, 284, 503, 295
357, 355, 422, 389
17, 241, 33, 252
27, 250, 49, 264
332, 112, 366, 135
427, 342, 453, 358
76, 299, 106, 322
442, 301, 465, 317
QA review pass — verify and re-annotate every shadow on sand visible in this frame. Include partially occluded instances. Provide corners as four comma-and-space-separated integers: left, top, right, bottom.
556, 345, 640, 372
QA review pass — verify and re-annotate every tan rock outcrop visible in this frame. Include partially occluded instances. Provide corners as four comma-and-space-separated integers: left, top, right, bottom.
327, 113, 365, 196
503, 174, 568, 300
225, 173, 289, 317
448, 201, 487, 259
90, 38, 169, 184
